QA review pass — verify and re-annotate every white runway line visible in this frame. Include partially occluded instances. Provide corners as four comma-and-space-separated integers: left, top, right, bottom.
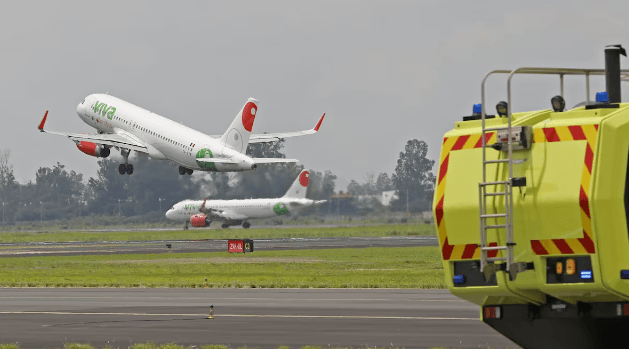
0, 311, 476, 321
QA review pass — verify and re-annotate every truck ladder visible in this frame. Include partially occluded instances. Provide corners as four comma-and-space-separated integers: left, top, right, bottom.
478, 107, 515, 274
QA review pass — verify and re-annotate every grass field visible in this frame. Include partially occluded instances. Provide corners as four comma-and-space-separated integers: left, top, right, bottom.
0, 224, 435, 244
0, 246, 445, 288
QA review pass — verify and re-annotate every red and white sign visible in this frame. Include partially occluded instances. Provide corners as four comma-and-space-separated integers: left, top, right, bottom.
228, 240, 244, 253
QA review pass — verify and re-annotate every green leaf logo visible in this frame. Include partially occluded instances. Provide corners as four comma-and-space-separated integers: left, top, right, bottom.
195, 148, 217, 171
273, 202, 289, 215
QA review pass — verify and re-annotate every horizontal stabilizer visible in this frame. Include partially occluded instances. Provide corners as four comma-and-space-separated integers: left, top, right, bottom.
248, 113, 325, 144
251, 158, 299, 164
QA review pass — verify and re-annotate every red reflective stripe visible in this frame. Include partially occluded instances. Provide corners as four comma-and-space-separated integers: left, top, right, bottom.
474, 133, 494, 148
579, 187, 591, 218
488, 242, 498, 258
435, 196, 445, 227
579, 233, 596, 253
451, 135, 470, 151
585, 145, 594, 173
552, 239, 574, 254
595, 124, 599, 131
543, 128, 560, 142
461, 244, 477, 259
531, 240, 549, 255
568, 125, 587, 140
442, 237, 454, 260
438, 154, 449, 185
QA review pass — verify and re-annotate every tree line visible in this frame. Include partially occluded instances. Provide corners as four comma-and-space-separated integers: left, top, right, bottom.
0, 139, 434, 223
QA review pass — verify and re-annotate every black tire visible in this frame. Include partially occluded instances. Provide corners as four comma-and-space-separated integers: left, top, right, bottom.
221, 223, 229, 229
126, 164, 134, 175
101, 147, 110, 158
242, 222, 251, 229
205, 219, 212, 226
118, 164, 127, 175
179, 166, 187, 175
186, 168, 193, 175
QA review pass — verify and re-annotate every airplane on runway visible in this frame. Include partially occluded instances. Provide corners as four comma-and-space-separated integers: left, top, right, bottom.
37, 94, 325, 175
166, 169, 326, 229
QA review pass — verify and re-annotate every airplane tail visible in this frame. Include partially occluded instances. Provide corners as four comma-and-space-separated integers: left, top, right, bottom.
218, 98, 259, 154
283, 169, 310, 199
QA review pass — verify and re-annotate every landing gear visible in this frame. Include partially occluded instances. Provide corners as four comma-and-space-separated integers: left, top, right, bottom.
119, 149, 133, 175
221, 223, 229, 229
179, 166, 194, 175
184, 221, 189, 230
242, 222, 251, 229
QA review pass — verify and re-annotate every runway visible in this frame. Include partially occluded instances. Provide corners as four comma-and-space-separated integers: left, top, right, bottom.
0, 288, 517, 348
0, 236, 437, 257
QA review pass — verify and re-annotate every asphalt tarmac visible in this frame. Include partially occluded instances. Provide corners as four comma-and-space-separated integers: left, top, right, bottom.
0, 236, 438, 257
0, 288, 517, 348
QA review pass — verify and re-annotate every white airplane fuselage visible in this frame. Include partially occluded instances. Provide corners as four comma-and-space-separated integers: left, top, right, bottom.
166, 198, 315, 221
77, 94, 255, 172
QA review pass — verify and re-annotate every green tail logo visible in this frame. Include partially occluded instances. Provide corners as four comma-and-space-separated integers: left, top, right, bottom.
273, 202, 289, 215
94, 101, 117, 120
195, 148, 217, 171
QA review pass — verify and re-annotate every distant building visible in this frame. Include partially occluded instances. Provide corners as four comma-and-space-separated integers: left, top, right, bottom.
381, 190, 398, 206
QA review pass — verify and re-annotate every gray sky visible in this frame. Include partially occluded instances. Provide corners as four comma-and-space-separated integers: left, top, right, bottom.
2, 0, 629, 187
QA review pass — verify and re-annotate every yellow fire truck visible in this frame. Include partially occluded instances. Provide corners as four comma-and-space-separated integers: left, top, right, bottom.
433, 45, 629, 349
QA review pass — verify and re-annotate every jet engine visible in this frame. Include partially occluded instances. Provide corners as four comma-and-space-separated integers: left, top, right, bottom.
76, 141, 110, 158
191, 213, 210, 227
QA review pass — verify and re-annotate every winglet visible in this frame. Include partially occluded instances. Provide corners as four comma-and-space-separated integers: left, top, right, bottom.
38, 111, 49, 131
200, 199, 207, 212
313, 113, 325, 132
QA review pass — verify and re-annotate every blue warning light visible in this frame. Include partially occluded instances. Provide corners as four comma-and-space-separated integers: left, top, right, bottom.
453, 275, 465, 284
596, 91, 609, 103
473, 104, 482, 114
580, 270, 593, 280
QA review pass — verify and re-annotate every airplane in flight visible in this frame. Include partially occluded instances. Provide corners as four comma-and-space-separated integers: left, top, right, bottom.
37, 94, 325, 175
165, 169, 326, 229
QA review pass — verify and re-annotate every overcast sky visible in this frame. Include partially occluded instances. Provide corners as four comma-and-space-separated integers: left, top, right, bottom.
2, 0, 629, 188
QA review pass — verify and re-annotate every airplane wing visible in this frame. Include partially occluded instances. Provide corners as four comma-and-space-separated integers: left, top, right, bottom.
248, 113, 325, 144
198, 202, 248, 220
38, 111, 149, 153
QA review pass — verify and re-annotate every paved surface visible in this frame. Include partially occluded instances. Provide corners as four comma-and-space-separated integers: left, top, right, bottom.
0, 236, 438, 257
0, 289, 517, 348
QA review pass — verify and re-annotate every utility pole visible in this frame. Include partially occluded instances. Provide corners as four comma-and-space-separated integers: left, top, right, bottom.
2, 202, 4, 223
406, 188, 409, 215
118, 199, 121, 216
40, 201, 43, 221
159, 198, 164, 211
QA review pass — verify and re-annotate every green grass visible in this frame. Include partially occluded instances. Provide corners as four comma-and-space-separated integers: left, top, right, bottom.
0, 246, 444, 288
0, 224, 435, 244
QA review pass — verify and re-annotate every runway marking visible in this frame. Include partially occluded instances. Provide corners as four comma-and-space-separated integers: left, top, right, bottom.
0, 296, 465, 302
0, 311, 477, 321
